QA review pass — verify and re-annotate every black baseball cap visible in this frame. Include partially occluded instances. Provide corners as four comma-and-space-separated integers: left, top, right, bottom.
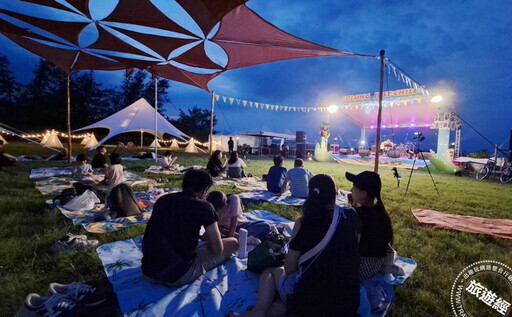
345, 171, 381, 197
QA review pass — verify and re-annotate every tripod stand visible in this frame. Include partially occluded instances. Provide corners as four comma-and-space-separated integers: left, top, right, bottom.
404, 134, 440, 197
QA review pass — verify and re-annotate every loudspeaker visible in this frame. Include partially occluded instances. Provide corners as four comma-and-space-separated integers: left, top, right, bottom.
296, 131, 306, 158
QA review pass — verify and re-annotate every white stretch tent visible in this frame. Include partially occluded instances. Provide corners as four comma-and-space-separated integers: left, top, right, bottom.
74, 98, 188, 149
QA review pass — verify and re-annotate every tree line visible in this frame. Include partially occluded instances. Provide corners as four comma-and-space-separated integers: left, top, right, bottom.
0, 55, 216, 142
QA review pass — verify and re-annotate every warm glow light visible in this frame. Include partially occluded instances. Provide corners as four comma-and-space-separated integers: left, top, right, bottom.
410, 123, 415, 127
360, 140, 366, 145
394, 124, 399, 127
370, 125, 374, 129
432, 95, 443, 103
425, 124, 430, 127
327, 104, 338, 113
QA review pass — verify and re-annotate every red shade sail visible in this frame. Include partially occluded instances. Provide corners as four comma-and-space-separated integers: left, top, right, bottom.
0, 1, 372, 91
176, 0, 247, 36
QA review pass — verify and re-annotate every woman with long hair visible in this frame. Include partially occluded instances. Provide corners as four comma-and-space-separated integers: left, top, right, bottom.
226, 151, 247, 178
346, 171, 393, 281
231, 174, 360, 316
206, 150, 226, 177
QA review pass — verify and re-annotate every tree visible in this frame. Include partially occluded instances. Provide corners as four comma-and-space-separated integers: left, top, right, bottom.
171, 106, 216, 142
118, 70, 169, 116
0, 55, 17, 103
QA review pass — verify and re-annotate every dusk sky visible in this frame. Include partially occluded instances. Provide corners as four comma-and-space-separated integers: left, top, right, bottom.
1, 0, 511, 154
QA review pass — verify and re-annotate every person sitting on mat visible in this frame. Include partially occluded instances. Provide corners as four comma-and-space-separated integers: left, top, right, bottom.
206, 191, 271, 241
98, 153, 126, 187
226, 152, 248, 178
267, 155, 287, 194
141, 169, 238, 287
230, 174, 360, 317
91, 146, 108, 171
280, 158, 313, 198
159, 150, 179, 171
206, 150, 226, 177
71, 153, 96, 185
346, 171, 393, 281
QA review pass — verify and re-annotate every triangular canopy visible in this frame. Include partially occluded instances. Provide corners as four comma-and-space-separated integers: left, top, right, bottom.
149, 139, 161, 148
74, 98, 187, 149
80, 133, 91, 145
44, 130, 64, 148
185, 139, 204, 153
170, 139, 180, 149
84, 133, 98, 148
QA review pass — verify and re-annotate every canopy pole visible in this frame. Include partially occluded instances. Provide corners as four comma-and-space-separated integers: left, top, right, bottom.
374, 50, 385, 173
140, 129, 143, 148
66, 74, 72, 165
209, 92, 215, 156
154, 77, 158, 162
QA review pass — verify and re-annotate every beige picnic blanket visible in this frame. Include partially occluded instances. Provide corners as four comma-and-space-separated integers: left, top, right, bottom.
411, 208, 512, 240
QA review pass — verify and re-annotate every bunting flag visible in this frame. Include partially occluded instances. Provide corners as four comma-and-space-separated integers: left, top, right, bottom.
215, 94, 220, 101
243, 100, 247, 106
222, 96, 227, 103
236, 99, 240, 104
229, 97, 234, 104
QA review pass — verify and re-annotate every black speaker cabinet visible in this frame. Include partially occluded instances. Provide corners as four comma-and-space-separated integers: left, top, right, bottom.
296, 131, 306, 158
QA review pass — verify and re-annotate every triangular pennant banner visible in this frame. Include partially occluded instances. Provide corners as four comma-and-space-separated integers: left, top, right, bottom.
416, 98, 422, 103
249, 101, 253, 107
293, 107, 296, 111
243, 100, 247, 107
284, 106, 288, 111
270, 105, 274, 110
229, 97, 234, 104
255, 103, 259, 108
236, 99, 240, 105
266, 104, 269, 109
222, 96, 227, 103
215, 94, 220, 101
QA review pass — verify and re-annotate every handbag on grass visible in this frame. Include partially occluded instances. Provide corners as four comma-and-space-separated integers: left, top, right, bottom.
247, 231, 287, 273
380, 245, 404, 276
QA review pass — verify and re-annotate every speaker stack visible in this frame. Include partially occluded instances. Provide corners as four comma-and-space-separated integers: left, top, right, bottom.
296, 131, 306, 158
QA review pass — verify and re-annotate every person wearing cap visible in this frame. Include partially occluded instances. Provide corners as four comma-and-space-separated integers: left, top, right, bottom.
346, 171, 394, 281
280, 159, 313, 198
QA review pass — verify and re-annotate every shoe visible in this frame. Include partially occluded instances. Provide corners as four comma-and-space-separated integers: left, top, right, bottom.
51, 237, 99, 254
25, 293, 84, 316
49, 283, 108, 307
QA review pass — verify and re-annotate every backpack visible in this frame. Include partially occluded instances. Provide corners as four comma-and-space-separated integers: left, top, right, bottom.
247, 231, 287, 273
53, 188, 77, 206
107, 183, 144, 218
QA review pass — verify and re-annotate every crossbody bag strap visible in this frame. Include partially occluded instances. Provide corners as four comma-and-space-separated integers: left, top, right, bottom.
298, 205, 344, 268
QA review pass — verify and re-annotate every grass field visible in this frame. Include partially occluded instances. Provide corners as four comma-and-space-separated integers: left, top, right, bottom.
0, 142, 511, 316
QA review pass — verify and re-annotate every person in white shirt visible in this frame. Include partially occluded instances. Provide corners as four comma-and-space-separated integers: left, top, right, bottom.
226, 152, 247, 178
159, 150, 178, 171
280, 159, 314, 198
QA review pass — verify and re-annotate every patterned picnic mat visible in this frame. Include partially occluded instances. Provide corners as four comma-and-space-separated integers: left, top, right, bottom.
144, 165, 205, 174
97, 210, 416, 316
238, 189, 350, 206
213, 176, 267, 191
30, 167, 73, 179
35, 172, 156, 195
48, 188, 180, 233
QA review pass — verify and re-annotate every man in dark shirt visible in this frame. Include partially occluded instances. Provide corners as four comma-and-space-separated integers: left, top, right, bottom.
228, 137, 234, 154
91, 146, 108, 170
142, 169, 238, 287
267, 156, 287, 193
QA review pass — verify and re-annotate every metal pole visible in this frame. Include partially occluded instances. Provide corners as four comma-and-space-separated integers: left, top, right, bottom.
209, 92, 215, 155
66, 74, 72, 165
374, 50, 385, 173
154, 78, 158, 162
494, 144, 498, 178
140, 130, 143, 148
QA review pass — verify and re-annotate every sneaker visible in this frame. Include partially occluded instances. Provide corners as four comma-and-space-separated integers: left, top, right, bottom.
25, 293, 84, 316
49, 283, 108, 307
51, 237, 99, 254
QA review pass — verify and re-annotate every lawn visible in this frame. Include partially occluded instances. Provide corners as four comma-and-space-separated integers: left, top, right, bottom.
0, 142, 511, 316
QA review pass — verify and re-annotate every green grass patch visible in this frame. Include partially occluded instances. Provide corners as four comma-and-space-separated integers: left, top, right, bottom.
0, 142, 511, 316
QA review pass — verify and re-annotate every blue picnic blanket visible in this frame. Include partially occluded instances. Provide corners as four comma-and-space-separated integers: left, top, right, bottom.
238, 189, 349, 206
30, 167, 73, 179
97, 210, 416, 316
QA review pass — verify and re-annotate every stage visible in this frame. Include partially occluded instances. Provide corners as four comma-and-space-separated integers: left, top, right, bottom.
332, 154, 431, 168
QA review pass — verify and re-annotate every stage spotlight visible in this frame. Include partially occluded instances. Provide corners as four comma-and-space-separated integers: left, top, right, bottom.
432, 95, 443, 103
327, 104, 338, 113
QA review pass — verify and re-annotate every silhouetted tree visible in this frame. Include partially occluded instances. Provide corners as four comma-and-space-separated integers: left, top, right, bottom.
171, 106, 216, 142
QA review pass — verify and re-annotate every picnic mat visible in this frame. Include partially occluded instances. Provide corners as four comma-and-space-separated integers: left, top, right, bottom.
35, 172, 156, 195
213, 177, 268, 191
97, 210, 416, 316
412, 208, 512, 240
144, 165, 205, 174
238, 189, 350, 206
30, 167, 73, 179
48, 188, 180, 233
